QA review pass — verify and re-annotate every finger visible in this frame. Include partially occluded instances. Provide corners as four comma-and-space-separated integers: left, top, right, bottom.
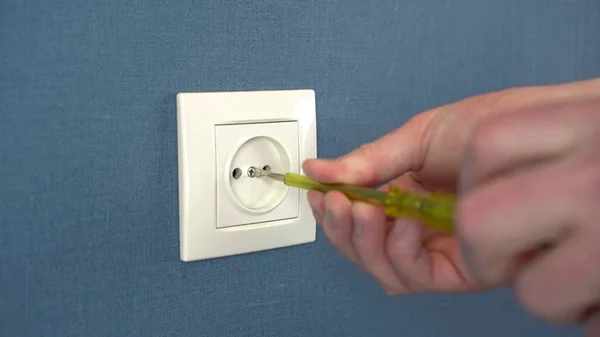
457, 163, 576, 287
386, 218, 431, 291
302, 111, 436, 186
322, 191, 361, 266
515, 232, 600, 323
386, 219, 473, 292
385, 173, 431, 193
461, 101, 597, 192
350, 202, 408, 294
304, 79, 600, 190
385, 218, 430, 291
585, 311, 600, 337
307, 190, 325, 225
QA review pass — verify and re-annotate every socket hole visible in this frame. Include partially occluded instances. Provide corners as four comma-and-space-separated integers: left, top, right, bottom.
263, 165, 272, 173
232, 168, 242, 179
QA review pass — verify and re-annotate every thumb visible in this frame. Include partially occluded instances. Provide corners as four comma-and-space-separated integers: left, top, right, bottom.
303, 112, 436, 187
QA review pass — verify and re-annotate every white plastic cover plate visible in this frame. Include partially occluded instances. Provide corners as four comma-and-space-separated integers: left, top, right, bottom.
176, 89, 317, 262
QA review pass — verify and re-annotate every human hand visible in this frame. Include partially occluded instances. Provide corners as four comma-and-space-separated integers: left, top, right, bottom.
303, 78, 600, 334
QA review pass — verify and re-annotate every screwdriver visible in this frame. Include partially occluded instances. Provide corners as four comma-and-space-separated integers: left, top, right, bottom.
251, 167, 456, 233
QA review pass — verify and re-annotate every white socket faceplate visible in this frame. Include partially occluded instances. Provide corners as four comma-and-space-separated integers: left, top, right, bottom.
176, 89, 317, 262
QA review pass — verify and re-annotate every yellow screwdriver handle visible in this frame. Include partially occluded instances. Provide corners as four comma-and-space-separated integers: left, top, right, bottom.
384, 187, 456, 233
282, 172, 389, 204
281, 172, 456, 233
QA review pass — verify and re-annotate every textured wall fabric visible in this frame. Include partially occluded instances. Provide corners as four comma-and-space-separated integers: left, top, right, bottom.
1, 0, 599, 336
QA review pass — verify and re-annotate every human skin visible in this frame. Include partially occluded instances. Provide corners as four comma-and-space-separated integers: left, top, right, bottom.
303, 78, 600, 336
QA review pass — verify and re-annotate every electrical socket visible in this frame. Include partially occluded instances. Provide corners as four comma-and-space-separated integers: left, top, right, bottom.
176, 89, 317, 262
215, 121, 300, 228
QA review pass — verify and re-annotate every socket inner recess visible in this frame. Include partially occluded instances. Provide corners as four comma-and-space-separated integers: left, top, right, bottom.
227, 136, 291, 213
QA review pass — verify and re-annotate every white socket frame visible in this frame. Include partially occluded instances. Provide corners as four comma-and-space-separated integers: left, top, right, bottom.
176, 89, 317, 262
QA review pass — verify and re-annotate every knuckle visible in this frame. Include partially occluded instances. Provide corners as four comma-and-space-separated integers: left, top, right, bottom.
339, 143, 377, 183
584, 311, 600, 336
514, 281, 543, 319
514, 267, 580, 324
514, 275, 559, 322
356, 142, 375, 156
468, 118, 506, 158
354, 143, 378, 169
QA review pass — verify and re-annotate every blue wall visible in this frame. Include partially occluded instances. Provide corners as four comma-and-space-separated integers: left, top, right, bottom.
2, 1, 599, 336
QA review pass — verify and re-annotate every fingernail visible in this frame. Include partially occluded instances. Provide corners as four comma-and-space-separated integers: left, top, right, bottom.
382, 286, 395, 295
